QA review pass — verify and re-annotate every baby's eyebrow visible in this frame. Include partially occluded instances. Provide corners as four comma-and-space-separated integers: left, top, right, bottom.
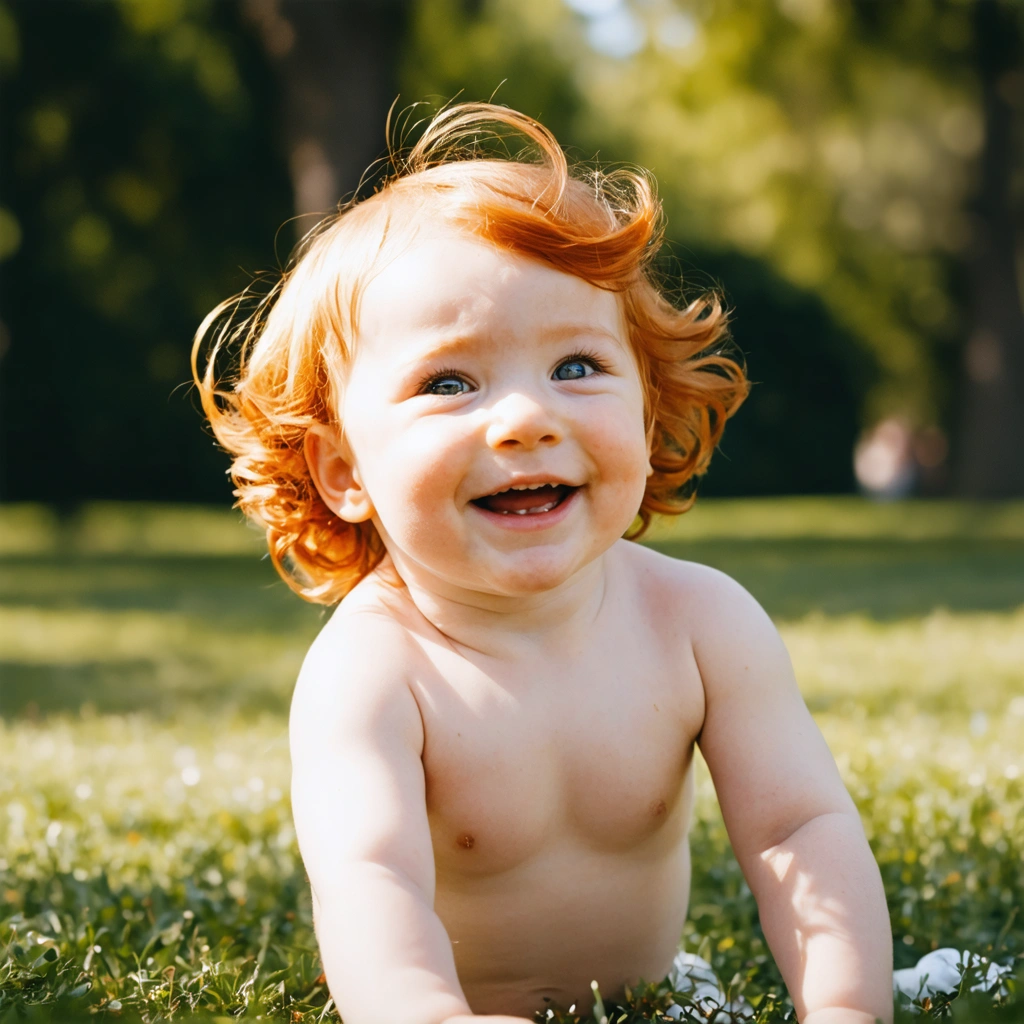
405, 322, 622, 365
393, 320, 627, 383
537, 322, 623, 345
397, 332, 484, 369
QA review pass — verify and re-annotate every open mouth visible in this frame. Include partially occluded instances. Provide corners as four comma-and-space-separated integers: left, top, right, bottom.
471, 483, 577, 516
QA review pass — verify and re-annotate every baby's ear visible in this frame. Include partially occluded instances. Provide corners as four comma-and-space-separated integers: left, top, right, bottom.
304, 424, 374, 523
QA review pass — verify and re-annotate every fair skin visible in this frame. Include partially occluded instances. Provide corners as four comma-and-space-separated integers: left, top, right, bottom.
290, 226, 893, 1024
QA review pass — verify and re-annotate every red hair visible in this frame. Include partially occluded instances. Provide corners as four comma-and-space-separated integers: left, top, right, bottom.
192, 102, 748, 604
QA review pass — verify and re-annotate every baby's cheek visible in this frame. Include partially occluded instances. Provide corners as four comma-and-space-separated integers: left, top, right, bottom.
585, 424, 651, 533
378, 432, 470, 541
592, 416, 651, 489
386, 465, 452, 532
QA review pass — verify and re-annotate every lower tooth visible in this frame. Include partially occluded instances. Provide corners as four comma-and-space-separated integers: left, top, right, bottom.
498, 502, 559, 516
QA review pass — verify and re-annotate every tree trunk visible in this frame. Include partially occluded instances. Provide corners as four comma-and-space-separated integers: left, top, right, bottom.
243, 0, 412, 228
955, 0, 1024, 497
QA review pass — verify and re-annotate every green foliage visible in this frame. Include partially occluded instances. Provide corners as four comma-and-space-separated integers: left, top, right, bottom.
0, 0, 291, 503
1, 499, 1022, 1022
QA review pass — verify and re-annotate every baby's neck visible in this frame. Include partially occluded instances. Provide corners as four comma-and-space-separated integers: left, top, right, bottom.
385, 554, 611, 662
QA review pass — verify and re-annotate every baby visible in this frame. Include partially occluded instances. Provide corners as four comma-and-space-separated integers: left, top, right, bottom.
193, 103, 894, 1024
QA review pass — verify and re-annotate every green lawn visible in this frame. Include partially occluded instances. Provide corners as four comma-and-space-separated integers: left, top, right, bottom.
1, 499, 1023, 1022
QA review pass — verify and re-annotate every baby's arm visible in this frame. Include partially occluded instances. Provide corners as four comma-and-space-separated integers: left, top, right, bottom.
290, 614, 531, 1024
688, 568, 893, 1024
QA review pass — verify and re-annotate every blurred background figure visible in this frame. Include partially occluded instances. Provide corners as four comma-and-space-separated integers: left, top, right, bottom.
854, 419, 918, 501
854, 419, 950, 500
1, 0, 1022, 504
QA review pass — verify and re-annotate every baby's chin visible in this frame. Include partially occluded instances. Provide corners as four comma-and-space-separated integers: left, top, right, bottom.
462, 545, 607, 598
390, 546, 596, 603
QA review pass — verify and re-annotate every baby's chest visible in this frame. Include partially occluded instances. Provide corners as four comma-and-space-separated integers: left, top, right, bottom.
417, 651, 703, 876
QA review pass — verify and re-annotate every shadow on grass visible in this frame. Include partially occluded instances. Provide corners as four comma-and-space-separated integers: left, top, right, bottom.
649, 538, 1024, 620
0, 661, 294, 719
0, 554, 323, 631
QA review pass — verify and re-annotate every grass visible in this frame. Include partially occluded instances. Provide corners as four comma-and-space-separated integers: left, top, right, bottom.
1, 498, 1023, 1023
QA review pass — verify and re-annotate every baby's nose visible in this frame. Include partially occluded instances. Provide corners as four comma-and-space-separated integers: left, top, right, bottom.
484, 391, 562, 450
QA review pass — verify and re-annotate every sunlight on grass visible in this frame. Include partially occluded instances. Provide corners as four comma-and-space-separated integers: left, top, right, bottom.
782, 607, 1024, 714
1, 714, 293, 894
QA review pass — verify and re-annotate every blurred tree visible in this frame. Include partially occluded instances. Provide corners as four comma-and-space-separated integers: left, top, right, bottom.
0, 0, 291, 503
242, 0, 413, 228
956, 0, 1024, 496
846, 0, 1024, 496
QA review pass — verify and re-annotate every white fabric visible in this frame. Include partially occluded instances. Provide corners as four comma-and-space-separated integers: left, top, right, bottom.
666, 950, 753, 1021
663, 945, 1015, 1021
892, 947, 1014, 1005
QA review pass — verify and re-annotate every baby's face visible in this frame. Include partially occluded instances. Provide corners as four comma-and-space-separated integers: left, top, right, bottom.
338, 227, 651, 597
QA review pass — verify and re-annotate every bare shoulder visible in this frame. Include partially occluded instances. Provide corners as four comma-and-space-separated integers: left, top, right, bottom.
615, 538, 789, 716
616, 538, 774, 645
289, 581, 425, 761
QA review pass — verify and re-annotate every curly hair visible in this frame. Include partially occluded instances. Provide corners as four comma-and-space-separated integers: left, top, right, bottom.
192, 102, 748, 605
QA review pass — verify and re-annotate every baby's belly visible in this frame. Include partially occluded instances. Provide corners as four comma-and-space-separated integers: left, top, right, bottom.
435, 838, 692, 1019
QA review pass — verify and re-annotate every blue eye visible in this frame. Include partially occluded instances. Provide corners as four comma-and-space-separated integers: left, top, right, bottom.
553, 359, 595, 381
424, 375, 472, 396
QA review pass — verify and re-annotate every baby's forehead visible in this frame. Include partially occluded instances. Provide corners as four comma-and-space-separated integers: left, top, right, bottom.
354, 226, 627, 352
